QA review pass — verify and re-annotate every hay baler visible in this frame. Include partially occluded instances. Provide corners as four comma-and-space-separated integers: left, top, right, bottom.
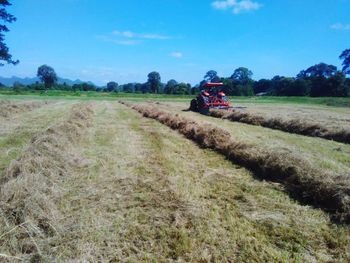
189, 82, 232, 115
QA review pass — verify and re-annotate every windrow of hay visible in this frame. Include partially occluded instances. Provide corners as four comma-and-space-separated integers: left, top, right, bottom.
0, 100, 47, 118
120, 101, 350, 223
0, 104, 93, 261
209, 109, 350, 144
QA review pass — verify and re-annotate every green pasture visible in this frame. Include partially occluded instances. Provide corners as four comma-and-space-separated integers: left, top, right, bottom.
0, 89, 350, 107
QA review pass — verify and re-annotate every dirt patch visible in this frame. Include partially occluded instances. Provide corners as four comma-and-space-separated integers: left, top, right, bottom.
0, 100, 48, 118
121, 101, 350, 223
0, 104, 93, 261
209, 109, 350, 144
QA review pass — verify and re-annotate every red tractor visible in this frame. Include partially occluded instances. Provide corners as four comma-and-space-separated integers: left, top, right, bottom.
189, 82, 232, 115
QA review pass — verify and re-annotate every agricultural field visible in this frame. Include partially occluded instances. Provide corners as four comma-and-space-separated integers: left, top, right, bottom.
0, 97, 349, 262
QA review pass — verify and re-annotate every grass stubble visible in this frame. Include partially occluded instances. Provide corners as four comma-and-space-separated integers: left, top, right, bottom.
0, 100, 349, 262
0, 103, 93, 262
0, 101, 76, 177
209, 109, 350, 144
43, 102, 349, 262
121, 102, 350, 224
0, 100, 46, 118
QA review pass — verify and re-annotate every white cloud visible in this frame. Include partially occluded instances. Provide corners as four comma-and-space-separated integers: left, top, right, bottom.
112, 30, 171, 40
113, 40, 139, 46
170, 52, 183, 58
330, 23, 350, 31
142, 34, 171, 40
112, 31, 135, 38
212, 0, 262, 14
98, 30, 172, 46
95, 34, 139, 45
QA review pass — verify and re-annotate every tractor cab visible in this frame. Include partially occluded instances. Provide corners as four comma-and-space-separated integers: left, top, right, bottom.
189, 82, 232, 115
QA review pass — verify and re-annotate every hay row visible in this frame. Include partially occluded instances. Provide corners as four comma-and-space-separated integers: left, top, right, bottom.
0, 100, 47, 118
121, 101, 350, 223
209, 109, 350, 144
0, 104, 93, 260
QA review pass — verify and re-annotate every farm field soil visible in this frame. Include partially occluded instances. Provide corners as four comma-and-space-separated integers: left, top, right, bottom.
0, 100, 349, 262
150, 101, 350, 176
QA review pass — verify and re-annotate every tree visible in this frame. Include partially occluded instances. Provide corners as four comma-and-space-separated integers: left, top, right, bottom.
173, 82, 190, 95
296, 70, 307, 79
340, 49, 350, 75
72, 82, 95, 92
13, 81, 25, 93
253, 79, 272, 94
147, 71, 161, 93
81, 83, 95, 91
309, 77, 328, 97
106, 81, 118, 92
27, 81, 44, 91
296, 63, 339, 97
345, 79, 350, 95
269, 76, 310, 96
292, 79, 310, 96
276, 77, 295, 96
231, 67, 254, 96
37, 65, 58, 90
222, 78, 240, 96
231, 67, 253, 84
327, 72, 348, 97
141, 82, 151, 93
204, 70, 219, 82
191, 85, 200, 95
122, 83, 134, 93
0, 0, 18, 66
164, 79, 178, 94
134, 83, 143, 93
300, 63, 338, 78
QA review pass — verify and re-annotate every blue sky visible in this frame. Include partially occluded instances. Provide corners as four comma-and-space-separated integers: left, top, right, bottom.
1, 0, 350, 85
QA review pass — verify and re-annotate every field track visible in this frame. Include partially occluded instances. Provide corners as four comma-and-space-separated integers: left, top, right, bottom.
208, 109, 350, 144
0, 100, 349, 262
122, 102, 350, 223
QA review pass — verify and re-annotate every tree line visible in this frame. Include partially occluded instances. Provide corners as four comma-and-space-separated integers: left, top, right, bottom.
198, 50, 350, 97
3, 51, 349, 97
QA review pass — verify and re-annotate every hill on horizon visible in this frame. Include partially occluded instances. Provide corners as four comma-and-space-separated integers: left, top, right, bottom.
0, 76, 96, 87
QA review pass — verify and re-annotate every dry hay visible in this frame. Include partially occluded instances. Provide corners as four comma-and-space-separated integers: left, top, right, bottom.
209, 109, 350, 144
121, 101, 350, 223
0, 100, 47, 118
0, 104, 93, 261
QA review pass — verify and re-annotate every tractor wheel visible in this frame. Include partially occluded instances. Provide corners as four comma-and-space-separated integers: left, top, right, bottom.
197, 95, 210, 115
197, 95, 205, 109
189, 99, 198, 112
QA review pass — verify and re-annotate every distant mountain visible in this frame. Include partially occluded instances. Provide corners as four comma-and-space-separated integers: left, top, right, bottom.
0, 76, 95, 87
0, 76, 38, 86
57, 77, 95, 86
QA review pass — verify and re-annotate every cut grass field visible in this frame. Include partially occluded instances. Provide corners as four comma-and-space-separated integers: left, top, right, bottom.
208, 108, 350, 144
0, 98, 349, 262
154, 101, 350, 174
0, 100, 46, 118
0, 101, 75, 179
124, 102, 350, 221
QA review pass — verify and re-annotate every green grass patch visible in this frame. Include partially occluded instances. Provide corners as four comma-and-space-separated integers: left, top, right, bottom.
1, 90, 349, 107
